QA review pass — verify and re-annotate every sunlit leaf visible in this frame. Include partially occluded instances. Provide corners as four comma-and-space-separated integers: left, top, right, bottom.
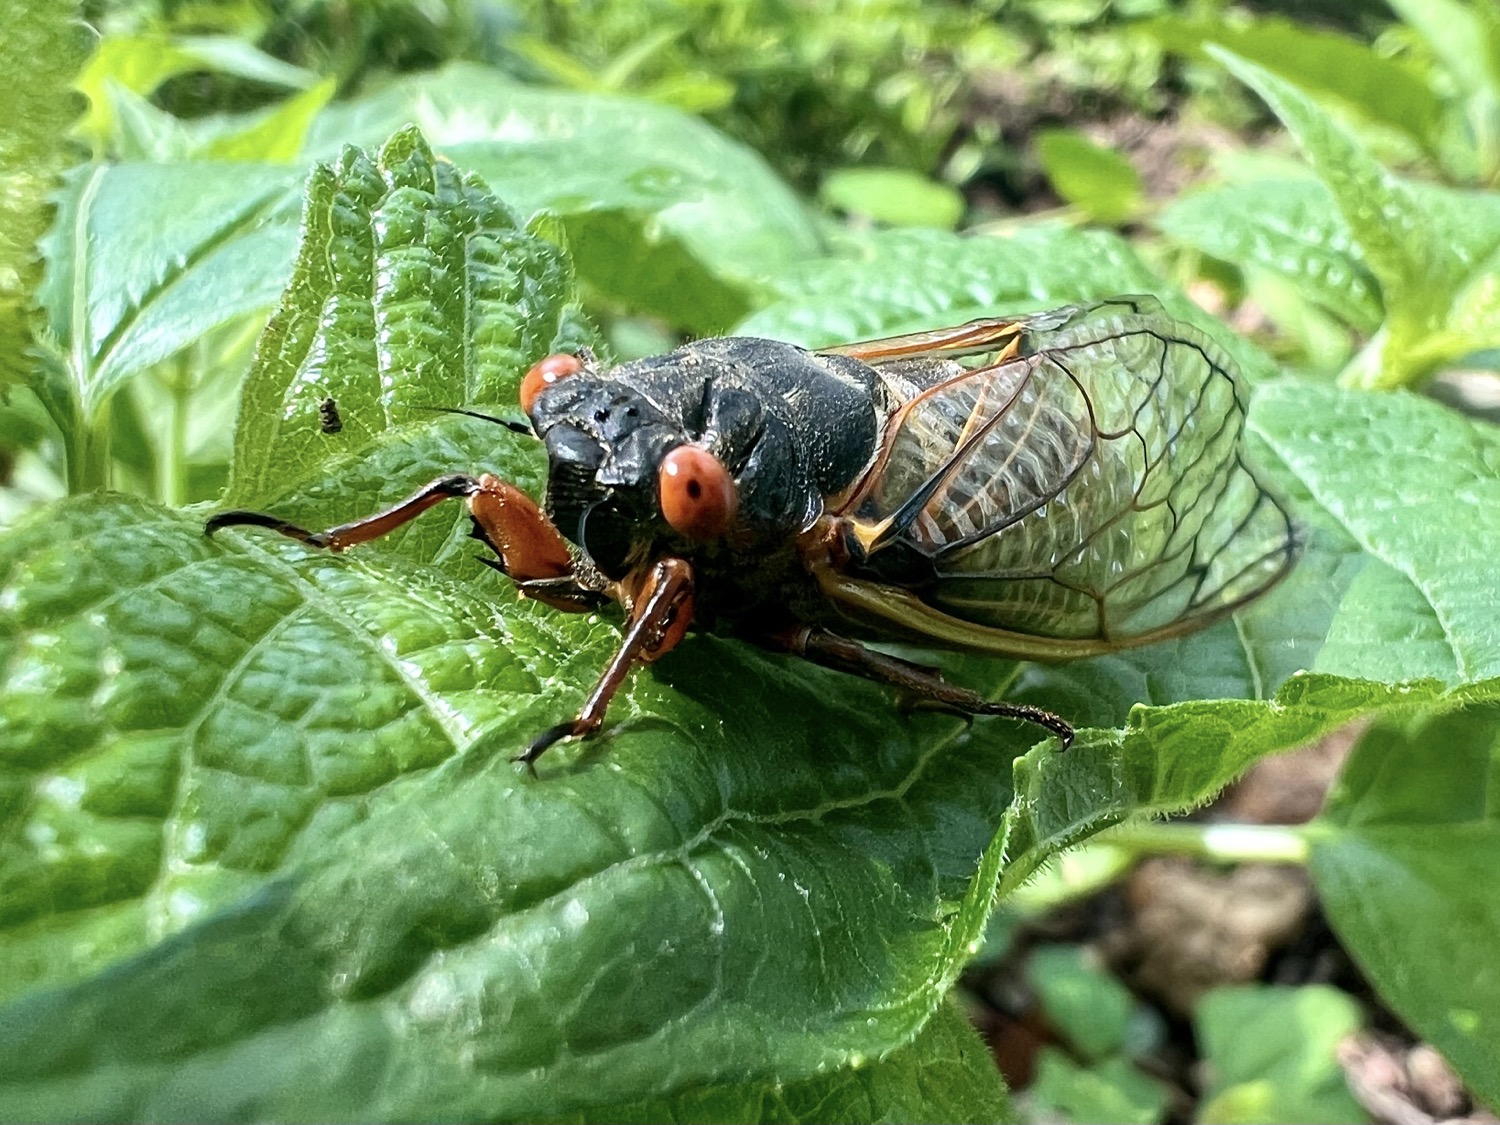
1035, 128, 1144, 225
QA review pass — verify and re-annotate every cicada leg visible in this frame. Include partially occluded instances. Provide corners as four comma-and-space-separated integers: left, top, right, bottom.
519, 556, 697, 766
768, 625, 1074, 748
206, 473, 577, 586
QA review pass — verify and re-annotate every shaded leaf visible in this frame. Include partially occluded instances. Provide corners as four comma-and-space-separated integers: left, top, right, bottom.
1026, 945, 1134, 1062
1310, 703, 1500, 1108
33, 161, 304, 424
735, 225, 1167, 351
820, 167, 965, 230
554, 1001, 1011, 1124
1195, 985, 1367, 1125
1029, 1050, 1168, 1125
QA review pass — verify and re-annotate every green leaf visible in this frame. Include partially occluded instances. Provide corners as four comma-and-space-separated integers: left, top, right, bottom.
735, 225, 1163, 348
560, 1001, 1011, 1124
1208, 49, 1463, 387
1194, 985, 1367, 1125
1026, 945, 1134, 1061
1034, 129, 1144, 225
1146, 16, 1446, 156
1249, 383, 1500, 686
197, 77, 338, 163
223, 126, 591, 514
1384, 0, 1497, 102
108, 77, 338, 165
1029, 1050, 1168, 1125
74, 33, 314, 150
34, 161, 304, 426
1156, 179, 1384, 333
305, 64, 823, 333
1008, 379, 1500, 728
0, 487, 1041, 1121
820, 167, 966, 230
1309, 702, 1500, 1108
736, 224, 1281, 397
0, 1, 88, 397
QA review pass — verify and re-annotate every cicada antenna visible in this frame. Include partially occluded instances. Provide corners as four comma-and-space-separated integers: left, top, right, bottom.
416, 406, 534, 436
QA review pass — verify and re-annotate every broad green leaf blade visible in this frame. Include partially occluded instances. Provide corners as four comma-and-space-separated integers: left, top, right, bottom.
0, 2, 88, 397
1029, 1050, 1168, 1125
1146, 16, 1446, 155
1025, 945, 1133, 1062
735, 224, 1277, 385
736, 225, 1164, 347
1034, 129, 1144, 225
819, 167, 966, 230
1194, 985, 1368, 1125
1208, 49, 1462, 387
1001, 678, 1497, 900
0, 492, 1037, 1122
222, 126, 591, 513
74, 33, 314, 149
1249, 382, 1500, 685
1011, 378, 1500, 727
305, 65, 823, 333
34, 162, 304, 422
1156, 179, 1384, 333
1310, 703, 1500, 1108
559, 1001, 1011, 1124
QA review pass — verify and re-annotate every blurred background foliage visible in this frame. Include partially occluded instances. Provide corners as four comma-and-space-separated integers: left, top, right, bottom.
16, 0, 1493, 523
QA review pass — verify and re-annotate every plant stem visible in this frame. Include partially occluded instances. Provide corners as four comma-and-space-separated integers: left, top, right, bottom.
160, 353, 192, 508
1100, 819, 1310, 866
67, 399, 113, 494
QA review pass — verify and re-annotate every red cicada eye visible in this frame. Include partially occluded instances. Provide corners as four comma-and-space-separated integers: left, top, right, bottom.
658, 445, 738, 540
520, 353, 585, 414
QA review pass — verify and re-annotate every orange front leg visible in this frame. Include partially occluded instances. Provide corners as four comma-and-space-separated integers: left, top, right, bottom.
519, 556, 697, 764
206, 473, 577, 584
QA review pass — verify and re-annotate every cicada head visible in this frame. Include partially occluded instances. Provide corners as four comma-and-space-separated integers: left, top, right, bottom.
522, 351, 743, 579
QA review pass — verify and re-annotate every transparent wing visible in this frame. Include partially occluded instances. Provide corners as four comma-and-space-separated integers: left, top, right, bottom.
832, 297, 1297, 646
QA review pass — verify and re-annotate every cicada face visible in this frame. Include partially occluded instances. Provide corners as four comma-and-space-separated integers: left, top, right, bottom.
523, 358, 681, 579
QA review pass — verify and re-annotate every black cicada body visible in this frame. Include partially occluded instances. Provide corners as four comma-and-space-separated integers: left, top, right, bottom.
208, 296, 1298, 762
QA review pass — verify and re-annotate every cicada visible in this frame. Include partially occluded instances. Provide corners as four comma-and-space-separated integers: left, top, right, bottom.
207, 296, 1297, 762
